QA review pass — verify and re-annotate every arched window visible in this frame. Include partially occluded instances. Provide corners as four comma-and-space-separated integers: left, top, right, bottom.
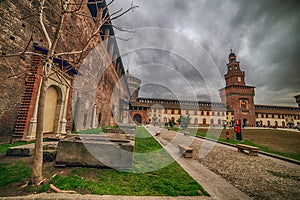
163, 117, 167, 123
241, 101, 247, 110
194, 118, 198, 126
218, 119, 221, 125
210, 119, 214, 125
203, 118, 206, 125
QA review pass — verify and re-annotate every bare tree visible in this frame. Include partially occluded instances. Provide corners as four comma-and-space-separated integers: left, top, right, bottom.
1, 0, 137, 185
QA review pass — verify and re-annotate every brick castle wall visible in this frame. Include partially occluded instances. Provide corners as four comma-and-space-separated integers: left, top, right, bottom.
0, 1, 129, 141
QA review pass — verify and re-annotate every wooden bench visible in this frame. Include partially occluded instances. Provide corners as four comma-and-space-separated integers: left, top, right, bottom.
178, 144, 193, 158
236, 144, 259, 156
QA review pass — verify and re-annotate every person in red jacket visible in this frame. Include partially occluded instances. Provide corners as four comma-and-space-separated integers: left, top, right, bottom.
225, 130, 230, 141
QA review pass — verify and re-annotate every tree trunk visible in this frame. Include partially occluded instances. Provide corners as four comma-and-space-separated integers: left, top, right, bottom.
30, 65, 48, 184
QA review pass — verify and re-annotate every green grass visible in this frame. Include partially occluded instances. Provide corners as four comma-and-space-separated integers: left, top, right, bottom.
75, 127, 104, 134
134, 126, 163, 153
194, 131, 300, 161
0, 162, 32, 186
267, 170, 300, 181
44, 126, 209, 196
75, 126, 120, 135
0, 141, 33, 154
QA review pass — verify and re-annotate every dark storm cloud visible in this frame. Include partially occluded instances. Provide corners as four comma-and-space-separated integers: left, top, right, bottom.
110, 0, 300, 106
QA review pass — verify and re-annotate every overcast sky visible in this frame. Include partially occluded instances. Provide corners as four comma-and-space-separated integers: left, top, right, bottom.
109, 0, 300, 107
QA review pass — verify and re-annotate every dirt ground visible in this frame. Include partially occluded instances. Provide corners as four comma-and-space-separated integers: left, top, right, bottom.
191, 128, 300, 155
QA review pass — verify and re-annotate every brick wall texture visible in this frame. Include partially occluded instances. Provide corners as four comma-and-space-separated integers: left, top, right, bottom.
0, 1, 129, 143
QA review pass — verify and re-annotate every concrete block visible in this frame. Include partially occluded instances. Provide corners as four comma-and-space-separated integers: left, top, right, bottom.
55, 134, 134, 169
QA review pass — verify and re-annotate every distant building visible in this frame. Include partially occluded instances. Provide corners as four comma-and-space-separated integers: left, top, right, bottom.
127, 50, 300, 128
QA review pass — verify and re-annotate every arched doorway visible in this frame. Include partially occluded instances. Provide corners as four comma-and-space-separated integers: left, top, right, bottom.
203, 118, 206, 125
282, 121, 285, 127
133, 114, 142, 124
243, 118, 248, 127
44, 85, 62, 133
210, 119, 214, 125
194, 118, 198, 127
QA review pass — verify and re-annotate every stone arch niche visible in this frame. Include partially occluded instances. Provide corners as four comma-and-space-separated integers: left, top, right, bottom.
44, 85, 63, 133
133, 114, 142, 124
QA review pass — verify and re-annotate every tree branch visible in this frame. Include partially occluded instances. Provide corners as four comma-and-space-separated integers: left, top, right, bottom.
39, 0, 52, 49
20, 27, 35, 58
110, 5, 138, 21
49, 1, 69, 55
0, 52, 45, 58
110, 24, 136, 33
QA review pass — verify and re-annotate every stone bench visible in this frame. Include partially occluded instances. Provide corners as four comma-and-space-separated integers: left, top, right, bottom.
236, 144, 259, 156
178, 144, 193, 158
183, 132, 190, 136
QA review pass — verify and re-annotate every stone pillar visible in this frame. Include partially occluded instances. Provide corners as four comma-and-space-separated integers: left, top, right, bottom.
59, 86, 69, 134
27, 80, 42, 139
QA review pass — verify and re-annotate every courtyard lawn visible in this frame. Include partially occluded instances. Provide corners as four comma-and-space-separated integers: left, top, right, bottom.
45, 126, 208, 196
0, 161, 31, 186
0, 126, 209, 197
188, 128, 300, 161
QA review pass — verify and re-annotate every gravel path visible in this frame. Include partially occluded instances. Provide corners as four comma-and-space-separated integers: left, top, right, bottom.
158, 128, 300, 200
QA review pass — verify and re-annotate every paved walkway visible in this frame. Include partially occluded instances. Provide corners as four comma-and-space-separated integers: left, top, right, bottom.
145, 126, 252, 200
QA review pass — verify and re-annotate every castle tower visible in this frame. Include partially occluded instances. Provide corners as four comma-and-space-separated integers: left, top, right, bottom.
295, 94, 300, 107
219, 50, 256, 126
126, 69, 141, 101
